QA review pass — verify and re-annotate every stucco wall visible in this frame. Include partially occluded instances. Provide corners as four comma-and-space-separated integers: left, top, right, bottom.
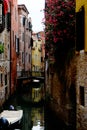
0, 30, 10, 106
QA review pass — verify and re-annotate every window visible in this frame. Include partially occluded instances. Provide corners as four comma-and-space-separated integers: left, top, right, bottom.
80, 86, 84, 106
7, 12, 11, 31
29, 54, 31, 63
22, 52, 24, 63
31, 38, 33, 47
29, 21, 32, 31
41, 57, 43, 62
16, 38, 19, 53
26, 52, 28, 63
0, 4, 2, 24
5, 74, 7, 85
1, 73, 3, 86
0, 3, 5, 32
23, 17, 25, 26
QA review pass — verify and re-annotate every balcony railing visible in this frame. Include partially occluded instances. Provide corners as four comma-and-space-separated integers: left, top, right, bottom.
17, 71, 44, 78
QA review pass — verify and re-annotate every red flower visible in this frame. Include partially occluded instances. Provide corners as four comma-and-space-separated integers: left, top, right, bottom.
45, 0, 75, 49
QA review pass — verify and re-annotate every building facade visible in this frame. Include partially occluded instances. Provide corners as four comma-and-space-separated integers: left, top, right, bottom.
17, 4, 32, 77
10, 0, 18, 94
31, 31, 45, 103
45, 0, 87, 129
76, 0, 87, 129
32, 31, 45, 76
0, 0, 11, 106
38, 31, 45, 72
45, 0, 76, 129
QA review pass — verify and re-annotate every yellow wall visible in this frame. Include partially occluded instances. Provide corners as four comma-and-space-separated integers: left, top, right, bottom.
32, 39, 42, 71
32, 87, 41, 102
76, 0, 87, 51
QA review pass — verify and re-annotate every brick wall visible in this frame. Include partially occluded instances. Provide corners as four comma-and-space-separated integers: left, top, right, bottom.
76, 52, 87, 130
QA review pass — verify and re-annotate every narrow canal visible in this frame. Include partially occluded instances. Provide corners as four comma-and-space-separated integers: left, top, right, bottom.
3, 92, 68, 130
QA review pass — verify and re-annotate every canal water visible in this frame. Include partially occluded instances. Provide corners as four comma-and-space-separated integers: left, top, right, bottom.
3, 92, 68, 130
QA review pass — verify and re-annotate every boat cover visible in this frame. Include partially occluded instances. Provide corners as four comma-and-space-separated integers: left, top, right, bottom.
0, 110, 23, 125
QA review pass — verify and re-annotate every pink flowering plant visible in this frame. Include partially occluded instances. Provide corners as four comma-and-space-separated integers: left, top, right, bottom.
45, 0, 75, 54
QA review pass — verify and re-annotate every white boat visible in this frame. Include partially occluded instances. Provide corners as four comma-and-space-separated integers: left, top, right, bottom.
0, 110, 23, 129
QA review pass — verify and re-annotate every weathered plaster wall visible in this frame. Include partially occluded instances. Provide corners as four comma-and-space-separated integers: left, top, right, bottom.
46, 53, 76, 129
76, 52, 87, 130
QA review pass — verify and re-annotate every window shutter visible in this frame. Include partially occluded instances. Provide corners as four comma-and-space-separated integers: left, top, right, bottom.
16, 38, 19, 54
31, 38, 33, 47
0, 1, 5, 33
23, 17, 25, 26
29, 21, 32, 31
76, 6, 84, 51
7, 12, 11, 31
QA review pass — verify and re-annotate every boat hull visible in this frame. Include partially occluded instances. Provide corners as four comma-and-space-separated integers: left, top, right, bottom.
0, 110, 23, 130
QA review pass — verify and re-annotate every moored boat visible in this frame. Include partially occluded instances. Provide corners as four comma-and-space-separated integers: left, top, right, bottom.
0, 109, 23, 129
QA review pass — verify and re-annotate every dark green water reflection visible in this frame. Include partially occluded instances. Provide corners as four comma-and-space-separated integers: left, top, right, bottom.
4, 93, 44, 130
3, 92, 69, 130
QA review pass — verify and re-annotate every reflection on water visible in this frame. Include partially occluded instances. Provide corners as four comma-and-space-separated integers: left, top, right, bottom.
3, 93, 67, 130
3, 93, 44, 130
31, 107, 44, 130
32, 126, 44, 130
21, 105, 44, 130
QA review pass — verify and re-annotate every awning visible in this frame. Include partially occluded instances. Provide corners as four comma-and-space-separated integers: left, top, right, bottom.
4, 0, 9, 15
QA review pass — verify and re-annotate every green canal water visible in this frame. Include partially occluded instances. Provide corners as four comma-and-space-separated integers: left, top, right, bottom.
3, 92, 44, 130
3, 92, 69, 130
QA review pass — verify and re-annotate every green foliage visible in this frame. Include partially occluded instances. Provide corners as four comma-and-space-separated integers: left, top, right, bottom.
0, 43, 4, 54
